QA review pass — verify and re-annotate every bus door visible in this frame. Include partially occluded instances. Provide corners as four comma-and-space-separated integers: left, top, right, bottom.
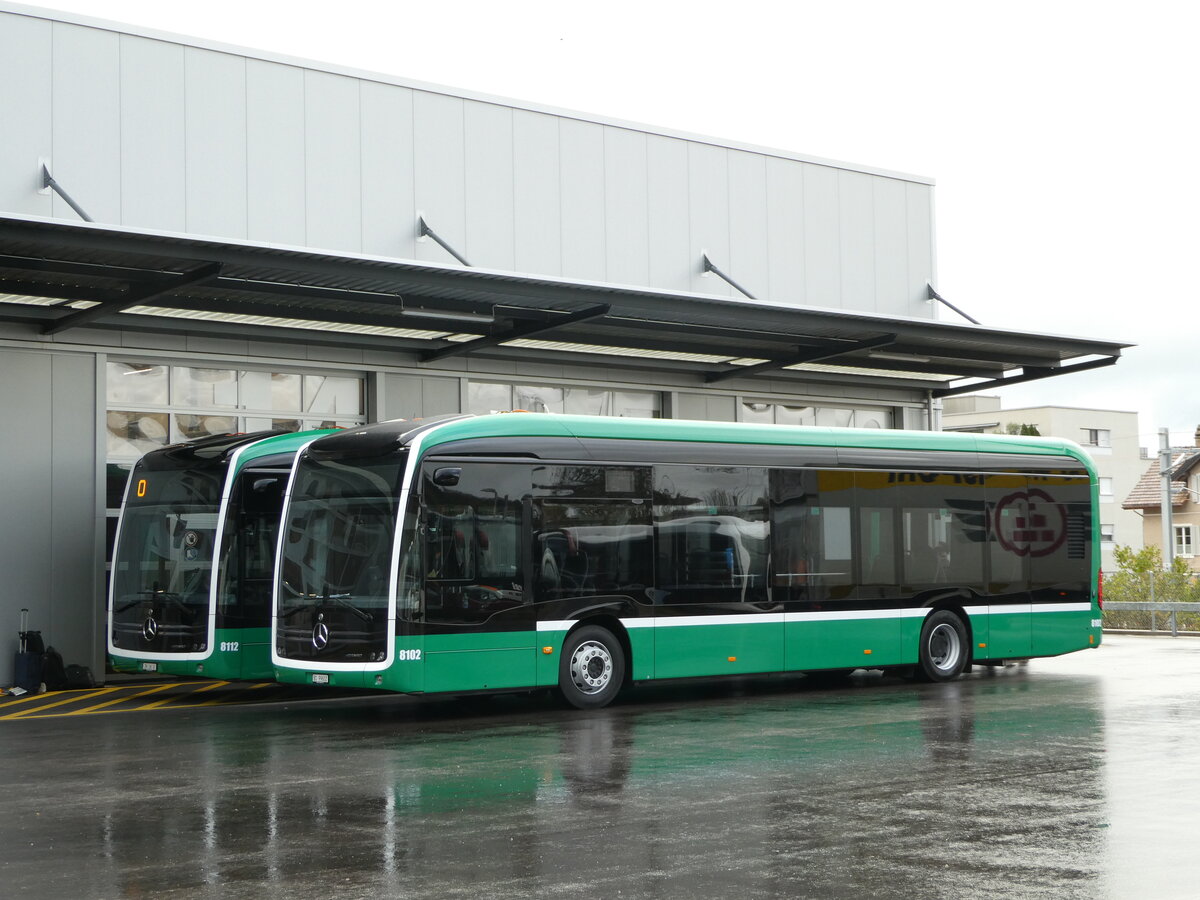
985, 474, 1032, 659
419, 461, 535, 693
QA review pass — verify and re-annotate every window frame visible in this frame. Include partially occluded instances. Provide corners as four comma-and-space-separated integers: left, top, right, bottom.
1175, 524, 1195, 559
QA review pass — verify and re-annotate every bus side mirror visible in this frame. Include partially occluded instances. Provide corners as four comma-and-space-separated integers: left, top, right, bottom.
433, 467, 462, 487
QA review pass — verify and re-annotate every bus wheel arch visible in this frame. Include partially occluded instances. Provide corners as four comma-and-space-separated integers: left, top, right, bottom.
916, 607, 971, 682
559, 620, 628, 710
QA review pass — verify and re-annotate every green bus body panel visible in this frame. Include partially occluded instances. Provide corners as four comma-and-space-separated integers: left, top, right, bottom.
422, 631, 536, 693
987, 608, 1032, 658
416, 413, 1097, 472
272, 606, 1099, 692
787, 618, 905, 671
655, 622, 784, 679
232, 429, 337, 473
110, 627, 271, 679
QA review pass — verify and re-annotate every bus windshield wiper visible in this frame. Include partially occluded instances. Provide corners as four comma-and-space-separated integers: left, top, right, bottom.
322, 594, 374, 623
116, 590, 192, 614
278, 590, 374, 622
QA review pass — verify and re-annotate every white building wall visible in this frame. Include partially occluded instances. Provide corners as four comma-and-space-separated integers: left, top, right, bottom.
0, 4, 936, 317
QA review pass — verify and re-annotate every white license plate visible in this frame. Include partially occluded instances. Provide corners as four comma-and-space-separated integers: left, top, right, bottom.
311, 673, 329, 685
141, 662, 158, 673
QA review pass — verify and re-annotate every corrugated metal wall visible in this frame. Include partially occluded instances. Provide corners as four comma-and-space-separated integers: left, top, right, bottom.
0, 8, 935, 317
0, 348, 101, 683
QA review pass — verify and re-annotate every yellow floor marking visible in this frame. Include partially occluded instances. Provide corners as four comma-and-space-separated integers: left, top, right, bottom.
0, 684, 129, 708
1, 687, 120, 719
63, 682, 179, 715
133, 679, 234, 710
191, 680, 232, 693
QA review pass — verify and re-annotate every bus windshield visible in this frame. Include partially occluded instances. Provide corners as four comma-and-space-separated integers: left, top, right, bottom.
110, 461, 225, 654
275, 451, 406, 663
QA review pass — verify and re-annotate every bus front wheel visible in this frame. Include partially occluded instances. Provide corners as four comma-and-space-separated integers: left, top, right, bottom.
917, 610, 969, 682
560, 625, 625, 710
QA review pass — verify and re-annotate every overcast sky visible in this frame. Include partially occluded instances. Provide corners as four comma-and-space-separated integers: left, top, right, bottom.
28, 0, 1200, 448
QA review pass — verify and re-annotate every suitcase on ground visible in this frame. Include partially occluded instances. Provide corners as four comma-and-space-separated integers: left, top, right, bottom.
14, 608, 44, 692
14, 650, 42, 692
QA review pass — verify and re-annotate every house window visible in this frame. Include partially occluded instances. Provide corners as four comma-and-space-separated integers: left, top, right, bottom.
1081, 428, 1111, 447
1100, 524, 1115, 543
1099, 477, 1113, 499
1175, 525, 1195, 558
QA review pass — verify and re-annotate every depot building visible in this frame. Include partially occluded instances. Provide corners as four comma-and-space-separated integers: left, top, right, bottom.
0, 2, 1128, 684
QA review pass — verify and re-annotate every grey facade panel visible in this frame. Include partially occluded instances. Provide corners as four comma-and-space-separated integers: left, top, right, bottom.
50, 352, 100, 677
185, 47, 248, 239
603, 128, 650, 287
2, 8, 937, 317
380, 373, 461, 421
0, 13, 52, 216
0, 349, 97, 686
803, 165, 841, 307
513, 109, 562, 276
360, 81, 416, 260
873, 177, 909, 316
560, 118, 608, 283
305, 70, 362, 253
687, 142, 731, 297
906, 181, 936, 317
646, 134, 691, 291
838, 170, 875, 312
676, 393, 737, 422
765, 157, 805, 304
464, 100, 516, 271
52, 22, 122, 223
246, 59, 306, 245
728, 150, 769, 300
413, 91, 467, 267
120, 34, 186, 233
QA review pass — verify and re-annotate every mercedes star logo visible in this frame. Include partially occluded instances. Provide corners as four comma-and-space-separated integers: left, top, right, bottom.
312, 621, 330, 651
142, 616, 159, 642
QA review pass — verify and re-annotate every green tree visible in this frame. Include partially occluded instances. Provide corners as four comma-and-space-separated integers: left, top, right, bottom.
1106, 544, 1197, 603
1003, 422, 1042, 436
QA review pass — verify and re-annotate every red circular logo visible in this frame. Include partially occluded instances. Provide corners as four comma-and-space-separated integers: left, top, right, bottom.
993, 488, 1067, 558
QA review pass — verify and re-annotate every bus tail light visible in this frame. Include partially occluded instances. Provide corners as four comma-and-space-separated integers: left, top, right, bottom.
1097, 568, 1104, 609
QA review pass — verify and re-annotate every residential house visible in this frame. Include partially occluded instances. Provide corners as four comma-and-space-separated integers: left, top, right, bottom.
1122, 430, 1200, 572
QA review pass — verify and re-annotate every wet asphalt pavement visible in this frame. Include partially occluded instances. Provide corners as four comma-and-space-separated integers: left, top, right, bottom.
2, 635, 1199, 899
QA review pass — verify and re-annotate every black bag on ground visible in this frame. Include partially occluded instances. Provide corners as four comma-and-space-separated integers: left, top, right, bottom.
64, 664, 95, 689
41, 647, 68, 691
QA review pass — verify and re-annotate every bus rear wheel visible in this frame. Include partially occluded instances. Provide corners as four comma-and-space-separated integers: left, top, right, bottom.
917, 610, 969, 682
560, 625, 625, 710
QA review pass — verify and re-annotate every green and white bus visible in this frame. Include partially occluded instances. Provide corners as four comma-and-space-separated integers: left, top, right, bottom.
109, 429, 334, 680
272, 414, 1100, 708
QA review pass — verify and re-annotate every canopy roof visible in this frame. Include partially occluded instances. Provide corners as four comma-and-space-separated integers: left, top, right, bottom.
0, 214, 1130, 397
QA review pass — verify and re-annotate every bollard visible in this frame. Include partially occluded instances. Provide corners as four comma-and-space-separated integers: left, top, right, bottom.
1172, 609, 1178, 637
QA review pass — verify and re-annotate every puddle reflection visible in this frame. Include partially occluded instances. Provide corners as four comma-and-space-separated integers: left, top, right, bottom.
69, 673, 1107, 897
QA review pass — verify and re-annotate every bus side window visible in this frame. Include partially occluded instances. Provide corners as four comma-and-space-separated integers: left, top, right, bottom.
769, 468, 854, 606
655, 465, 769, 605
535, 500, 652, 602
421, 463, 528, 626
898, 473, 986, 592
